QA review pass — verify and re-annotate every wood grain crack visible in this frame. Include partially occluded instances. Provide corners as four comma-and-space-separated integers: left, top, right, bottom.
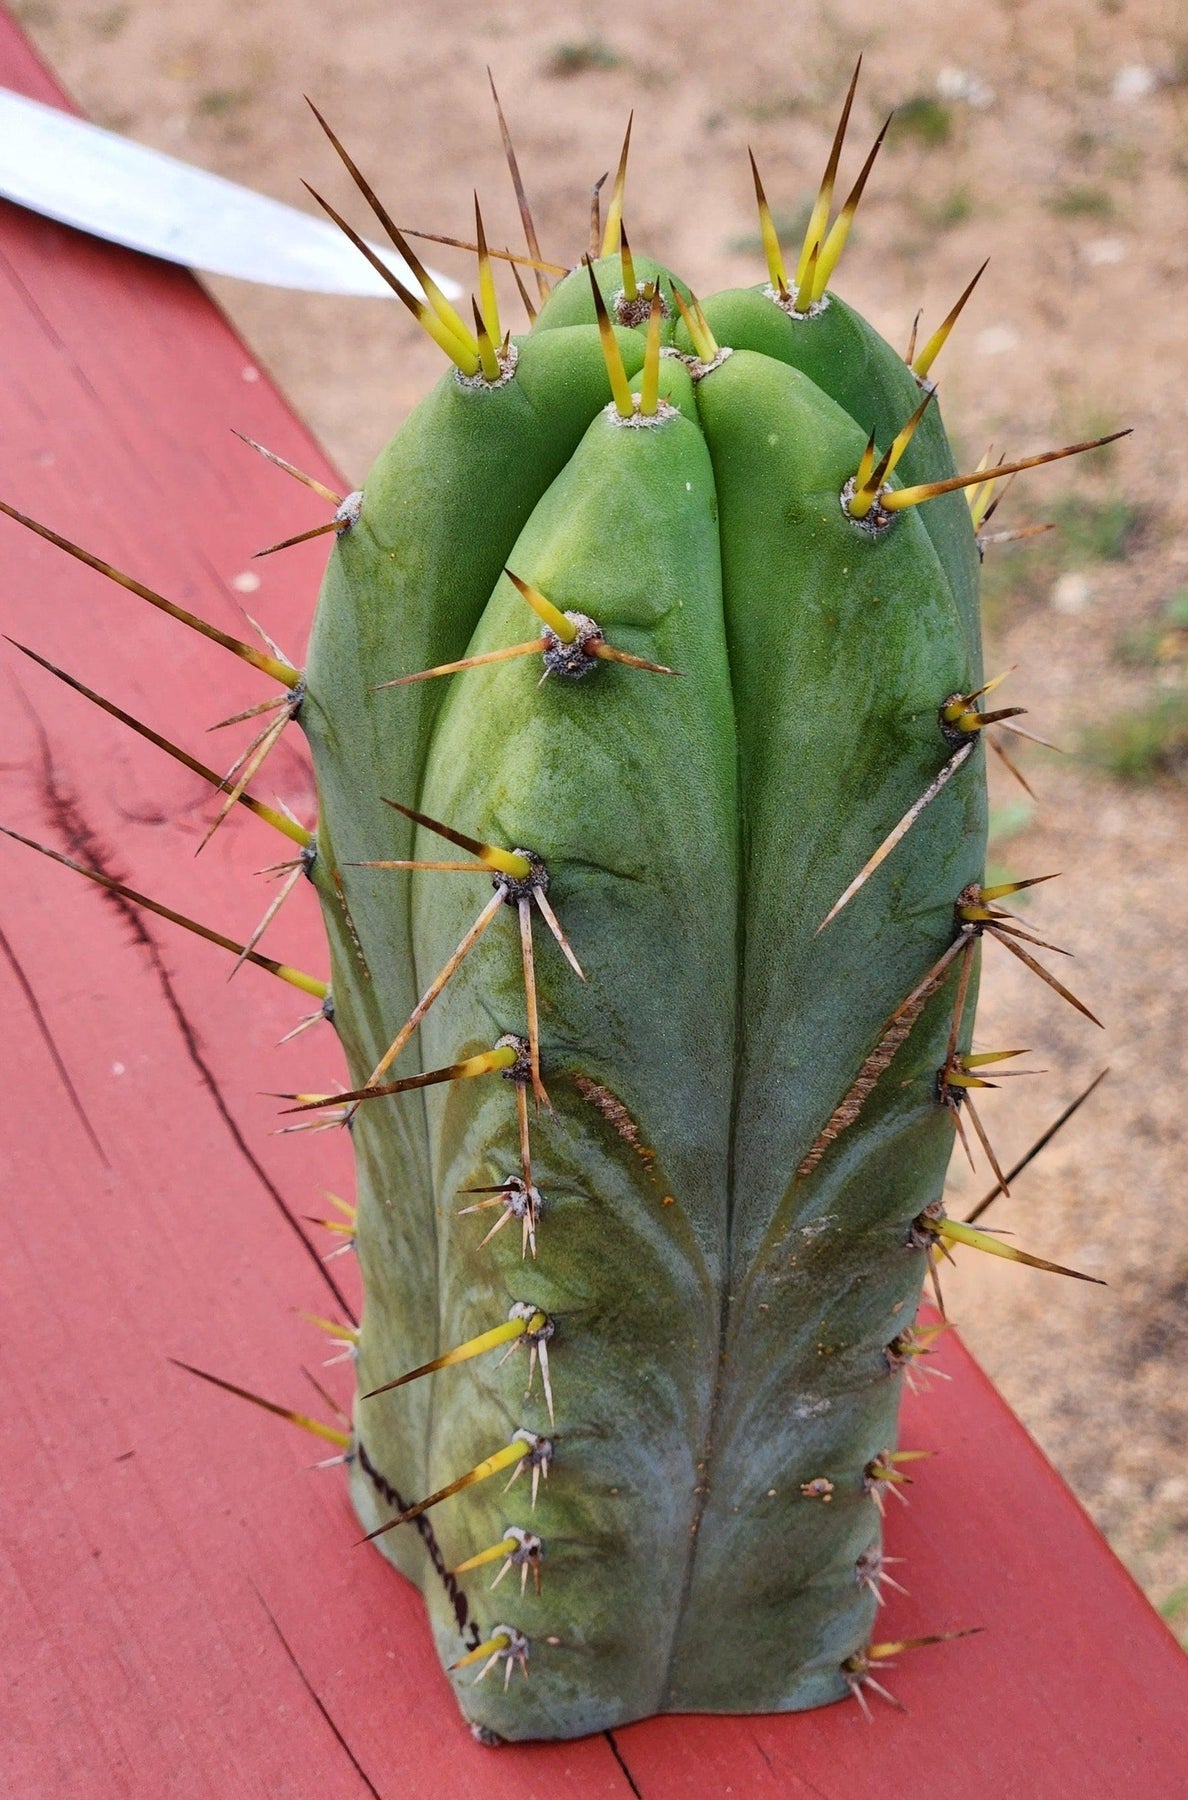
255, 1587, 383, 1799
0, 917, 109, 1165
21, 691, 356, 1322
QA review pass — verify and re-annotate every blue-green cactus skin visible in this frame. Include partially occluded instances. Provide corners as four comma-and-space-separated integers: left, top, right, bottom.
690, 286, 981, 668
301, 260, 987, 1739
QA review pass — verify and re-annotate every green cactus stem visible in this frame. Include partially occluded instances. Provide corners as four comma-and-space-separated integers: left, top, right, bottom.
287, 83, 1115, 1734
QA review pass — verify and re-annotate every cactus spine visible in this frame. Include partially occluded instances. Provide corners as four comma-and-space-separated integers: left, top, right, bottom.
1, 67, 1119, 1745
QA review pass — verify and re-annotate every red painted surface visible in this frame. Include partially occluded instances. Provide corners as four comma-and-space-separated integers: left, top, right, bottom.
0, 15, 1184, 1796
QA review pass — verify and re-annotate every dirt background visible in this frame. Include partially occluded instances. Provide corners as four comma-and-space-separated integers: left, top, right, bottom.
13, 0, 1187, 1635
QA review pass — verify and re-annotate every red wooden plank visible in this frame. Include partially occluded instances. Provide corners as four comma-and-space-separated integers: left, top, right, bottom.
0, 15, 1184, 1797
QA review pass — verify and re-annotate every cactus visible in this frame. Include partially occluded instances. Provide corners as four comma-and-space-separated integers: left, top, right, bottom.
1, 67, 1121, 1744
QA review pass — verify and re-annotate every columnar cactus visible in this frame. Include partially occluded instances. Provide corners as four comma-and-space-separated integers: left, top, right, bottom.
1, 67, 1118, 1744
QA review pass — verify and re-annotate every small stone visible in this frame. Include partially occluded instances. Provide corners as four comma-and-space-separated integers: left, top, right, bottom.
1082, 238, 1126, 266
1051, 571, 1093, 615
976, 325, 1019, 357
1156, 1476, 1188, 1506
1112, 65, 1157, 103
936, 67, 995, 109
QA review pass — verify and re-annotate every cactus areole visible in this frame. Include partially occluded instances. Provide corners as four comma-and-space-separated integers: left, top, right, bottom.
1, 71, 1119, 1747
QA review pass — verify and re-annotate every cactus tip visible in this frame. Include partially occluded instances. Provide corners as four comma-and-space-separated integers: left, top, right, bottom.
816, 737, 975, 932
473, 194, 503, 348
360, 1431, 550, 1542
912, 259, 990, 382
935, 1215, 1106, 1286
845, 1629, 983, 1718
585, 255, 636, 417
0, 824, 326, 996
637, 283, 665, 417
303, 179, 482, 375
881, 429, 1132, 513
197, 702, 297, 855
808, 111, 892, 304
451, 1627, 531, 1689
965, 1069, 1109, 1223
957, 883, 1103, 1026
795, 54, 861, 297
0, 498, 301, 686
169, 1357, 351, 1449
363, 1305, 551, 1403
487, 67, 551, 301
846, 388, 936, 519
618, 218, 638, 303
600, 112, 634, 260
747, 147, 788, 299
230, 428, 344, 507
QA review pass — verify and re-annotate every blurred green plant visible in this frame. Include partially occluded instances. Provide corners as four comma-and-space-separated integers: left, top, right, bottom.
988, 799, 1037, 846
89, 4, 127, 36
1045, 184, 1115, 219
917, 185, 975, 230
1158, 1582, 1188, 1646
891, 95, 953, 147
984, 797, 1038, 895
1065, 127, 1099, 161
1106, 142, 1144, 181
1115, 591, 1188, 671
978, 489, 1147, 628
547, 38, 622, 77
738, 95, 804, 123
1049, 494, 1146, 564
197, 89, 248, 118
1083, 692, 1188, 785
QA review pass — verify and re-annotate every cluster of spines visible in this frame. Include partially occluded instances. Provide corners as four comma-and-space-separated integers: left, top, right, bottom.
0, 64, 1123, 1720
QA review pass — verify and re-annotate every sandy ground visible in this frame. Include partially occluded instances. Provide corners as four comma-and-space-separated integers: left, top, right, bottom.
13, 0, 1188, 1634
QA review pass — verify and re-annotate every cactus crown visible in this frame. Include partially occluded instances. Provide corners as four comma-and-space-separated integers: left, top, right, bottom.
1, 62, 1119, 1745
